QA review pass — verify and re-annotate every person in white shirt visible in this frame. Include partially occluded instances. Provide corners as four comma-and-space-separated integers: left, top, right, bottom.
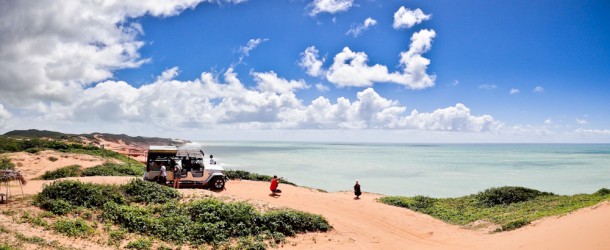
159, 164, 167, 184
210, 155, 217, 165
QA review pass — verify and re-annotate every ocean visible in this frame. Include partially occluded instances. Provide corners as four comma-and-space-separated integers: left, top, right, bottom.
199, 141, 610, 198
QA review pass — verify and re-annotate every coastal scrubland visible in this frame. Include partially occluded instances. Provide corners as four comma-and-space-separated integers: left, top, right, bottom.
379, 186, 610, 232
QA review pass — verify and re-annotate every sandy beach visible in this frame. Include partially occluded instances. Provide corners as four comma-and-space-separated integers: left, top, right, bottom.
2, 142, 610, 250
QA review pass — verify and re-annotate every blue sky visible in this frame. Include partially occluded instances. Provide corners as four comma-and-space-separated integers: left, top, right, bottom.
1, 0, 609, 142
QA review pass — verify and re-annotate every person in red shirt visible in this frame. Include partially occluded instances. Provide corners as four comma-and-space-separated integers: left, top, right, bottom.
270, 175, 282, 195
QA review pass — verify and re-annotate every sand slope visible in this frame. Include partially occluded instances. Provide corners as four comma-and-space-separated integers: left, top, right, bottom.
2, 149, 609, 250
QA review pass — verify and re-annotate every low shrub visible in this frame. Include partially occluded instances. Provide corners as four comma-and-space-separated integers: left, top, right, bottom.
48, 156, 59, 162
496, 219, 530, 232
378, 196, 436, 212
82, 162, 144, 177
108, 229, 127, 246
35, 180, 126, 210
122, 178, 180, 204
125, 237, 153, 250
38, 199, 74, 215
476, 186, 554, 207
41, 165, 82, 180
0, 156, 14, 170
594, 188, 610, 196
260, 209, 331, 236
225, 170, 297, 186
52, 218, 94, 238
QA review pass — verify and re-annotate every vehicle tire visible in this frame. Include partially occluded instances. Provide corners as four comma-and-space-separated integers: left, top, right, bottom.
211, 177, 225, 190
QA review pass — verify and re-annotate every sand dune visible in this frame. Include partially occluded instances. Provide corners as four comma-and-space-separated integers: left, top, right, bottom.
2, 149, 609, 250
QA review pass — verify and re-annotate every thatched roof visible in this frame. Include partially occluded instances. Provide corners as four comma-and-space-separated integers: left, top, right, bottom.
0, 170, 26, 185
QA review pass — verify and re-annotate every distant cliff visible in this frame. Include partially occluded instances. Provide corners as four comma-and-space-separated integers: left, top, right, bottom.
3, 129, 188, 147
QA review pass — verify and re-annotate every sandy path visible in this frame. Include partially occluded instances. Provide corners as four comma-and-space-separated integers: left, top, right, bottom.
211, 180, 610, 250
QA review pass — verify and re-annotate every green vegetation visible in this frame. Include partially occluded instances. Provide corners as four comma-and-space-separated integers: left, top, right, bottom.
122, 178, 180, 204
379, 186, 610, 232
0, 136, 143, 167
0, 156, 14, 170
52, 218, 95, 238
82, 162, 144, 177
225, 169, 297, 186
35, 179, 330, 247
41, 165, 82, 180
125, 237, 153, 250
48, 156, 59, 162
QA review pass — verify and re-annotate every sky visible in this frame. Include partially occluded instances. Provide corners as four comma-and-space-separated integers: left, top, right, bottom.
0, 0, 609, 143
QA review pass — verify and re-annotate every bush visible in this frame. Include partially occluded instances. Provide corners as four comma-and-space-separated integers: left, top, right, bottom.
48, 156, 59, 162
476, 186, 554, 207
594, 188, 610, 196
260, 209, 331, 236
497, 219, 530, 232
39, 199, 74, 215
35, 180, 126, 209
122, 178, 179, 204
41, 165, 82, 180
0, 156, 14, 170
225, 170, 297, 186
82, 162, 144, 177
126, 238, 153, 250
53, 218, 94, 238
378, 196, 436, 212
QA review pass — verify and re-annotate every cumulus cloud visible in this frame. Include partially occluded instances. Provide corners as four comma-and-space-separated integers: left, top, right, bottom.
299, 46, 326, 77
0, 0, 247, 108
42, 68, 497, 132
325, 29, 436, 88
315, 83, 330, 92
0, 104, 12, 127
510, 88, 520, 94
346, 17, 377, 37
544, 118, 553, 125
393, 6, 431, 29
309, 0, 354, 16
533, 86, 544, 93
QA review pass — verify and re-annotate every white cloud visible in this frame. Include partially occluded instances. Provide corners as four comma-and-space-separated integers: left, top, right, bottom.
510, 88, 520, 94
253, 71, 309, 94
544, 118, 552, 125
315, 83, 330, 92
478, 84, 497, 90
393, 6, 431, 29
576, 118, 588, 125
346, 17, 377, 37
309, 0, 353, 16
326, 29, 436, 89
574, 129, 610, 135
0, 103, 12, 127
299, 46, 326, 77
449, 80, 460, 86
0, 0, 244, 108
239, 38, 268, 56
533, 86, 544, 93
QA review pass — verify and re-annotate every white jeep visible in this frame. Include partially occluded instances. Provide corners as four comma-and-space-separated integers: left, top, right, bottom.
143, 145, 226, 190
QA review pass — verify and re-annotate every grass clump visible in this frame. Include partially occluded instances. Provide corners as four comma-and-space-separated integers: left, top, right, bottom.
0, 156, 14, 170
125, 237, 153, 250
225, 170, 297, 186
379, 186, 610, 232
122, 178, 180, 204
48, 156, 59, 162
82, 162, 144, 177
594, 188, 610, 196
41, 165, 82, 180
52, 218, 94, 238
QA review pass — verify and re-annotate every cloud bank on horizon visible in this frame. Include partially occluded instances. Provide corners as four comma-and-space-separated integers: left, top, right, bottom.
0, 0, 609, 142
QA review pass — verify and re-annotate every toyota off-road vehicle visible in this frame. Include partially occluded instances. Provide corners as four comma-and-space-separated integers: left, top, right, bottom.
143, 145, 226, 190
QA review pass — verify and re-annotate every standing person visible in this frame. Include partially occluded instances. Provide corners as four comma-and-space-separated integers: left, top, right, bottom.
173, 161, 182, 189
159, 163, 167, 185
210, 155, 216, 165
354, 180, 361, 199
270, 175, 282, 195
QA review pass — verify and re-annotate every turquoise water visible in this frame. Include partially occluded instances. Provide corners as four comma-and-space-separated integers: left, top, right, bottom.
199, 142, 610, 198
